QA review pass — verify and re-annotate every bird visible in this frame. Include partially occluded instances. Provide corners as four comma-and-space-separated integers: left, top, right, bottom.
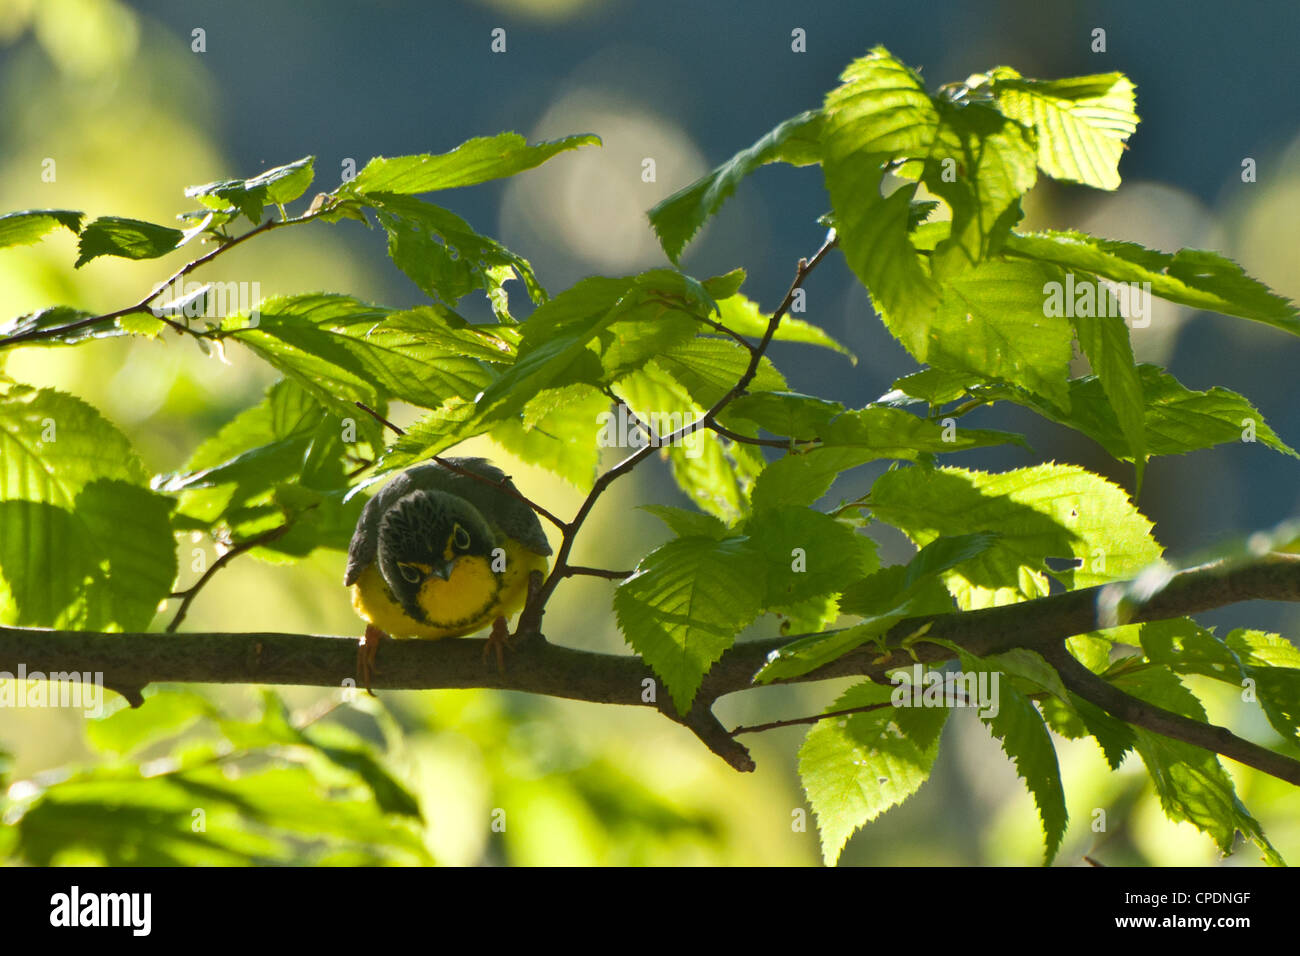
344, 457, 552, 692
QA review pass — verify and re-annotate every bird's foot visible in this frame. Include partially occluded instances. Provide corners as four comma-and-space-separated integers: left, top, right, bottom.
357, 624, 388, 697
513, 569, 547, 642
483, 616, 510, 674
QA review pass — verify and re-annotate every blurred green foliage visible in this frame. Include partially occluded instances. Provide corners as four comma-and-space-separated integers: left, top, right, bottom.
0, 5, 1298, 868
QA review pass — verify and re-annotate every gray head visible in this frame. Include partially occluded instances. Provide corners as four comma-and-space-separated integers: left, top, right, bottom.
376, 489, 498, 622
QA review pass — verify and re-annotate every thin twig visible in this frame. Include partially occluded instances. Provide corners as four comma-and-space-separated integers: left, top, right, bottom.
0, 214, 316, 348
731, 689, 974, 736
166, 522, 295, 633
692, 315, 761, 354
731, 700, 895, 735
708, 420, 815, 449
521, 232, 841, 630
353, 401, 406, 437
561, 565, 634, 580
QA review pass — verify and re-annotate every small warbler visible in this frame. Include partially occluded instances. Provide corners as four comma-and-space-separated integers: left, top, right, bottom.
344, 457, 551, 690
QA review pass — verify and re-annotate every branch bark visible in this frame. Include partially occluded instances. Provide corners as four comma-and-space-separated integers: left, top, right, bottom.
4, 553, 1300, 779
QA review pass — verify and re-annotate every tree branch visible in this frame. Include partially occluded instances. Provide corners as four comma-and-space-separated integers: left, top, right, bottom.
5, 552, 1300, 779
707, 420, 814, 449
520, 230, 841, 631
165, 521, 296, 634
561, 565, 634, 580
0, 213, 317, 349
1040, 641, 1300, 786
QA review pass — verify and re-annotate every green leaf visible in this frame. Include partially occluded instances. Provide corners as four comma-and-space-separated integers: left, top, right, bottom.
0, 307, 107, 347
869, 463, 1162, 608
798, 680, 948, 865
75, 480, 178, 630
887, 367, 987, 406
0, 385, 145, 498
820, 48, 941, 330
262, 484, 365, 558
640, 504, 728, 540
749, 407, 1025, 512
1066, 691, 1137, 770
654, 336, 787, 408
838, 532, 1000, 620
346, 132, 600, 195
614, 536, 765, 713
724, 391, 844, 438
1111, 667, 1282, 865
1072, 312, 1146, 487
756, 621, 893, 683
925, 258, 1074, 410
75, 216, 184, 267
163, 379, 345, 523
185, 156, 315, 223
744, 505, 877, 608
613, 361, 753, 522
1005, 230, 1299, 330
649, 110, 822, 263
0, 209, 83, 249
7, 753, 429, 865
958, 650, 1068, 863
1139, 620, 1300, 743
162, 381, 367, 561
87, 689, 217, 756
713, 292, 855, 359
368, 193, 545, 310
769, 592, 843, 635
759, 536, 984, 682
491, 384, 607, 489
983, 364, 1298, 462
226, 294, 503, 416
990, 69, 1139, 190
477, 271, 710, 431
372, 398, 483, 473
668, 432, 753, 523
0, 392, 176, 630
922, 97, 1037, 268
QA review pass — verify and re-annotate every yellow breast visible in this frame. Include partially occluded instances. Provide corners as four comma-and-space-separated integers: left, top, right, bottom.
351, 541, 548, 640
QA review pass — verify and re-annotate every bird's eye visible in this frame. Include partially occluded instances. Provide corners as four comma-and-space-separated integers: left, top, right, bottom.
397, 562, 423, 584
452, 523, 471, 551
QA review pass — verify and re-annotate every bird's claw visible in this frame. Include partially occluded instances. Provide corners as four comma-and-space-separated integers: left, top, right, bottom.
483, 616, 510, 674
357, 624, 387, 697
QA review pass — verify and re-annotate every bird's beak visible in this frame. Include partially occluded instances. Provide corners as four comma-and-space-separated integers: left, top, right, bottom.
430, 559, 457, 581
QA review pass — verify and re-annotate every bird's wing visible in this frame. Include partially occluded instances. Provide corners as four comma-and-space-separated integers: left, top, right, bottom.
427, 457, 553, 556
344, 459, 552, 586
343, 469, 417, 585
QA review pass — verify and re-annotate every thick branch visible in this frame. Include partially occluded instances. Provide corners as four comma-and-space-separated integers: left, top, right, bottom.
1040, 642, 1300, 786
4, 554, 1300, 778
